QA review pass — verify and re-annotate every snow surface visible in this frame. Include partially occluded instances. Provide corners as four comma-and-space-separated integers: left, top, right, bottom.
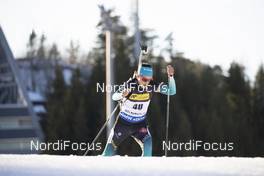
0, 155, 263, 176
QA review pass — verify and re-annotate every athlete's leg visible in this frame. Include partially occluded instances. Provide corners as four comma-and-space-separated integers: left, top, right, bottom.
132, 127, 152, 157
102, 119, 134, 156
142, 134, 152, 156
102, 128, 117, 156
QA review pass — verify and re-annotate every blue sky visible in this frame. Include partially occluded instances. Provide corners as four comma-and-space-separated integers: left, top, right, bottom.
0, 0, 263, 81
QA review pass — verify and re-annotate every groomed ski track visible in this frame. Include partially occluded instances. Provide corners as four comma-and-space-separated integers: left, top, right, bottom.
0, 155, 263, 176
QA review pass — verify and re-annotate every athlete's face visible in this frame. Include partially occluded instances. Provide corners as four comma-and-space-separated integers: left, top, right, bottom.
137, 75, 152, 86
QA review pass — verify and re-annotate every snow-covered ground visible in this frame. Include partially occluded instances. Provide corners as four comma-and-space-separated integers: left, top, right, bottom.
0, 155, 263, 176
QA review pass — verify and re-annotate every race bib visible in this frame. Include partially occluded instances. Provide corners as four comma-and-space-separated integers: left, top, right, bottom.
120, 93, 150, 123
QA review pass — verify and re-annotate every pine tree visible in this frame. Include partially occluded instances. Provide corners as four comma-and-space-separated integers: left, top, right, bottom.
225, 62, 253, 156
45, 65, 67, 154
64, 68, 90, 155
48, 43, 60, 60
26, 30, 37, 58
67, 40, 80, 64
37, 34, 47, 59
253, 64, 264, 155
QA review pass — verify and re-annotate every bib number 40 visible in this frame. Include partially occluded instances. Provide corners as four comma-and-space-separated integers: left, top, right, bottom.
133, 104, 143, 110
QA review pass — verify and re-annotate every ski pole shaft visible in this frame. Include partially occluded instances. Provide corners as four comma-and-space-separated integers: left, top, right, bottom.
83, 102, 120, 156
165, 77, 170, 157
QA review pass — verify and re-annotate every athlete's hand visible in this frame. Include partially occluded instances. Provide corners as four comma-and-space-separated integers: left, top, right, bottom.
122, 89, 130, 97
167, 65, 174, 77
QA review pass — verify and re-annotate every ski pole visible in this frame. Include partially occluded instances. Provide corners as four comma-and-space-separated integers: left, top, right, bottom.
83, 102, 120, 156
165, 77, 171, 157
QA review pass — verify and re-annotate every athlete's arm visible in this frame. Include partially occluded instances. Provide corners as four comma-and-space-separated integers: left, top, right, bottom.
112, 89, 130, 101
112, 78, 134, 101
158, 65, 176, 95
159, 76, 176, 95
